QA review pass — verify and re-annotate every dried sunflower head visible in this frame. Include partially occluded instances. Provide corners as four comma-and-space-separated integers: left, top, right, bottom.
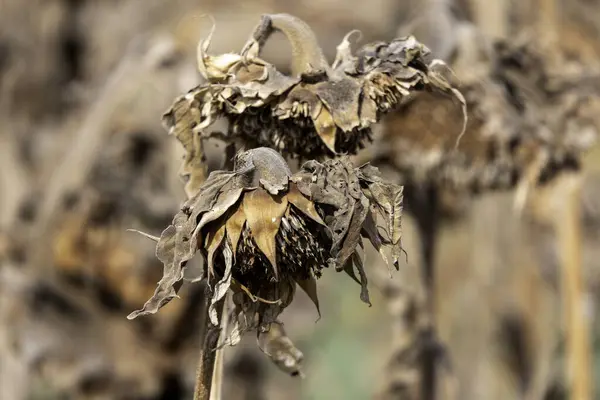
128, 147, 403, 343
163, 13, 466, 168
374, 29, 600, 201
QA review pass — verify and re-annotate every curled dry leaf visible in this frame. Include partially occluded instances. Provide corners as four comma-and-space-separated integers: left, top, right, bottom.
258, 321, 304, 377
128, 148, 403, 350
162, 13, 467, 167
293, 157, 404, 305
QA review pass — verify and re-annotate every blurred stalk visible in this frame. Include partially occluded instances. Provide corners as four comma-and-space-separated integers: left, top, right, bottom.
537, 0, 559, 54
552, 173, 592, 400
468, 0, 508, 40
406, 184, 443, 400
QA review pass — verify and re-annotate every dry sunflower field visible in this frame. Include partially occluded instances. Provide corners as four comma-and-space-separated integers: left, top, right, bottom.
2, 1, 600, 399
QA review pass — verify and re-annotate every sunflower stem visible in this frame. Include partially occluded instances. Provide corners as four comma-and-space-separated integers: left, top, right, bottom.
406, 184, 442, 400
193, 279, 225, 400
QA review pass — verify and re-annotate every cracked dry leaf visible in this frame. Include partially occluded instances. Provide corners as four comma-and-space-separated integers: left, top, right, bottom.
258, 321, 304, 377
129, 148, 403, 363
293, 156, 404, 305
162, 13, 466, 164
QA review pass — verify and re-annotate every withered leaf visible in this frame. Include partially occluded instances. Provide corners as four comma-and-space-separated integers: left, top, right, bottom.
291, 156, 403, 303
257, 321, 304, 377
352, 249, 371, 306
209, 243, 233, 325
296, 276, 321, 319
336, 195, 370, 267
127, 169, 242, 320
205, 223, 225, 281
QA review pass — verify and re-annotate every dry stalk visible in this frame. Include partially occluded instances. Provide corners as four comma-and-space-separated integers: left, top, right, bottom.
403, 184, 461, 400
527, 171, 592, 400
551, 173, 592, 400
193, 280, 225, 400
0, 62, 32, 229
467, 0, 509, 40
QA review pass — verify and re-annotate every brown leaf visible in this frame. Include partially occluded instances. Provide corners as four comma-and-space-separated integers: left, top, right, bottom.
314, 78, 362, 132
352, 249, 371, 306
240, 148, 292, 195
127, 169, 239, 320
295, 276, 321, 320
196, 16, 242, 81
197, 188, 244, 231
209, 244, 233, 326
242, 189, 288, 280
257, 321, 304, 377
336, 195, 370, 266
358, 164, 404, 263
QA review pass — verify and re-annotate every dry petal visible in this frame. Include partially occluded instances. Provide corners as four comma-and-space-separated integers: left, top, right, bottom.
225, 204, 246, 257
242, 189, 289, 280
209, 244, 234, 325
313, 106, 337, 153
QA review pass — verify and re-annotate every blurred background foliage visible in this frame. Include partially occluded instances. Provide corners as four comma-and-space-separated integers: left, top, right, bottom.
1, 0, 600, 399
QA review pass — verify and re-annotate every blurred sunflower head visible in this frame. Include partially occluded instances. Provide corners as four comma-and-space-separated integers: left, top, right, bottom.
163, 13, 466, 166
128, 147, 403, 337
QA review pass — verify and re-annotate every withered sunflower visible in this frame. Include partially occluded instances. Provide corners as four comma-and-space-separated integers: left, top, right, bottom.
163, 13, 466, 171
128, 147, 403, 337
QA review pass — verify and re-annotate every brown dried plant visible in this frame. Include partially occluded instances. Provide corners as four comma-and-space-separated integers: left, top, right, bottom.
129, 147, 403, 376
124, 12, 467, 400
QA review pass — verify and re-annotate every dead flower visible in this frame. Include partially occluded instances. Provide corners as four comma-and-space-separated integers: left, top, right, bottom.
163, 13, 466, 166
128, 147, 403, 343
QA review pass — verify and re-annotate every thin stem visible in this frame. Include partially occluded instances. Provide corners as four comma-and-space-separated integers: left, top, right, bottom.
406, 184, 441, 400
194, 280, 225, 400
210, 296, 230, 400
552, 173, 591, 400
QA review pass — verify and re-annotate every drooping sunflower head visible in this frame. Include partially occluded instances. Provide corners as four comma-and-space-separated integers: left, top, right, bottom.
200, 147, 332, 328
127, 147, 330, 328
162, 14, 466, 166
128, 148, 404, 368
